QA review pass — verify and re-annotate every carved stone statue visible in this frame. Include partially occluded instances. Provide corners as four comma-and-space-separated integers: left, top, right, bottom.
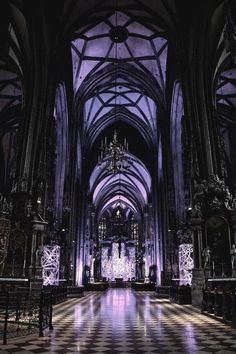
191, 202, 202, 218
202, 246, 211, 268
0, 235, 8, 266
193, 175, 236, 216
35, 245, 44, 267
0, 194, 10, 213
230, 244, 236, 270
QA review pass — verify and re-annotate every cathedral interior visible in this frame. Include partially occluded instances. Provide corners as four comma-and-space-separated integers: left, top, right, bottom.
1, 0, 236, 353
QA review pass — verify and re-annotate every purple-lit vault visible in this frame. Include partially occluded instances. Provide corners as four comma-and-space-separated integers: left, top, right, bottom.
0, 61, 22, 113
216, 65, 236, 107
89, 154, 151, 219
71, 11, 168, 149
216, 59, 236, 165
71, 12, 167, 94
71, 8, 169, 287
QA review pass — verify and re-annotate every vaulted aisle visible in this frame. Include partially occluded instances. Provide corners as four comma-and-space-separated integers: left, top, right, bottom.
3, 289, 236, 354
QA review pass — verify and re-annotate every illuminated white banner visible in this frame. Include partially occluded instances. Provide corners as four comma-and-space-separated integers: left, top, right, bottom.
42, 245, 60, 286
178, 243, 194, 285
101, 243, 135, 281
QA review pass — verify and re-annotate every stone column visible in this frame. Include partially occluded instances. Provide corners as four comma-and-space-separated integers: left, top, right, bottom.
148, 203, 154, 265
0, 210, 11, 276
192, 221, 203, 269
231, 211, 236, 245
230, 212, 236, 277
29, 213, 47, 290
90, 256, 95, 283
143, 212, 150, 282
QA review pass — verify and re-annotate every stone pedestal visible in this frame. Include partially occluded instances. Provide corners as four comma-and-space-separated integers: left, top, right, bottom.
203, 267, 211, 278
29, 266, 43, 291
67, 286, 84, 298
30, 278, 43, 291
191, 268, 206, 308
29, 213, 47, 291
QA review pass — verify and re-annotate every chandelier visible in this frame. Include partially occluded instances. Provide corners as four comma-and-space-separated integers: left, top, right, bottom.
98, 130, 132, 174
97, 8, 133, 174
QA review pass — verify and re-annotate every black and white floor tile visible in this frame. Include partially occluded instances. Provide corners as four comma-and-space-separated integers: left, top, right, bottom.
1, 289, 236, 353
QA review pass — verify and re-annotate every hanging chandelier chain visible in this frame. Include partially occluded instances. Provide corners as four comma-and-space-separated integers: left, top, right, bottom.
97, 7, 132, 174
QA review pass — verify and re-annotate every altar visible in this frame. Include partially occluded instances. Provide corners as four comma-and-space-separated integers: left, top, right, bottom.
101, 242, 136, 281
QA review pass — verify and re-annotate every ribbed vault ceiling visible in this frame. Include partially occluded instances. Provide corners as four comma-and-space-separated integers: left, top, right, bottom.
89, 153, 151, 220
71, 8, 165, 220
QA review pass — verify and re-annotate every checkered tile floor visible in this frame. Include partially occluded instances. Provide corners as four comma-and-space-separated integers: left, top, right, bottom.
1, 289, 236, 353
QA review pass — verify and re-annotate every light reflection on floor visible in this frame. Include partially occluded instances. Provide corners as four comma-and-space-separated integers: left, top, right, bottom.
4, 289, 236, 353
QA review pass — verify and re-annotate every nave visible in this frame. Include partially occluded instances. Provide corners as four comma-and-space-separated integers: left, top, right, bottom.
2, 289, 236, 354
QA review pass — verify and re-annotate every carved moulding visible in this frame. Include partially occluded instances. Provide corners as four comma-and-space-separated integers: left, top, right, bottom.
0, 215, 11, 271
192, 174, 236, 219
0, 195, 11, 274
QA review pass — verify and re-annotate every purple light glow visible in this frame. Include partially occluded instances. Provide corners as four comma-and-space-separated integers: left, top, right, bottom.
157, 135, 163, 178
216, 67, 236, 107
0, 66, 22, 112
183, 323, 197, 352
170, 81, 185, 220
83, 85, 158, 145
216, 62, 236, 163
54, 83, 69, 222
76, 257, 83, 286
90, 155, 151, 193
93, 173, 148, 205
102, 195, 137, 214
90, 156, 151, 217
99, 289, 136, 327
71, 12, 168, 94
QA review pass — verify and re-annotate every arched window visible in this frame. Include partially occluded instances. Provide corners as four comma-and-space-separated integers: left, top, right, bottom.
131, 214, 139, 243
98, 216, 107, 241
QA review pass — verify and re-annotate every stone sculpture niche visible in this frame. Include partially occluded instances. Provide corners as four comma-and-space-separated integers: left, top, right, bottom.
205, 215, 231, 276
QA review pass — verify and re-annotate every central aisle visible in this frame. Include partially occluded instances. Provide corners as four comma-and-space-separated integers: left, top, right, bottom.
4, 289, 236, 353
